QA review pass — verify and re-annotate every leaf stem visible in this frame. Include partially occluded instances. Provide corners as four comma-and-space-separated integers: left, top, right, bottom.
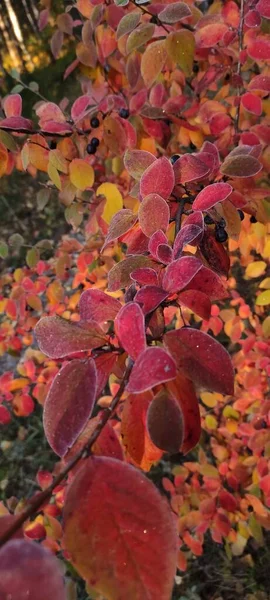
0, 360, 133, 548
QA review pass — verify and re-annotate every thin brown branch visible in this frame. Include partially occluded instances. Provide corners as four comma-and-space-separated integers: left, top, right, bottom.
0, 360, 133, 548
175, 197, 186, 238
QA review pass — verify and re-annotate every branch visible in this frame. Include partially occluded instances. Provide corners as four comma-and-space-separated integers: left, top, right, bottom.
235, 0, 245, 134
0, 359, 133, 548
175, 197, 186, 238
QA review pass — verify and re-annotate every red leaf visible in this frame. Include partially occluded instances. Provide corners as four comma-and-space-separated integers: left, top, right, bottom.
139, 193, 170, 237
125, 228, 149, 255
2, 94, 22, 117
164, 328, 234, 395
256, 0, 270, 18
71, 95, 94, 122
193, 182, 232, 211
134, 285, 169, 315
156, 243, 173, 264
35, 316, 106, 358
199, 229, 230, 277
241, 92, 262, 116
43, 358, 96, 456
115, 302, 146, 360
41, 121, 73, 135
178, 289, 211, 320
65, 416, 123, 466
247, 37, 270, 61
162, 256, 202, 294
0, 116, 33, 131
219, 489, 237, 511
51, 30, 64, 59
148, 230, 168, 259
173, 154, 210, 185
195, 23, 228, 48
248, 75, 270, 93
184, 266, 229, 300
147, 389, 184, 453
121, 391, 163, 470
102, 209, 137, 250
131, 267, 158, 286
245, 9, 261, 27
173, 224, 203, 260
221, 154, 262, 177
140, 157, 175, 200
0, 540, 66, 600
63, 457, 178, 599
167, 372, 201, 454
79, 289, 121, 323
126, 347, 177, 393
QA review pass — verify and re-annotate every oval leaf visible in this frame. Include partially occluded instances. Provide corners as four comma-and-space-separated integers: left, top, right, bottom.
44, 358, 97, 457
164, 328, 234, 395
35, 316, 106, 358
63, 457, 178, 599
220, 155, 262, 178
163, 256, 202, 294
140, 157, 175, 200
108, 255, 152, 291
158, 2, 191, 23
115, 302, 146, 360
166, 30, 195, 77
193, 182, 232, 211
139, 193, 170, 237
79, 289, 121, 323
124, 149, 156, 180
147, 389, 184, 453
102, 209, 137, 250
126, 346, 177, 393
141, 39, 167, 88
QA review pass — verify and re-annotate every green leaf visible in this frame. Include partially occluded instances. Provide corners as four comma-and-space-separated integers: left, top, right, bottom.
26, 247, 40, 268
0, 241, 8, 259
166, 30, 195, 77
11, 84, 24, 94
8, 233, 24, 249
37, 188, 51, 211
114, 0, 129, 5
65, 204, 83, 228
0, 131, 18, 152
29, 81, 39, 92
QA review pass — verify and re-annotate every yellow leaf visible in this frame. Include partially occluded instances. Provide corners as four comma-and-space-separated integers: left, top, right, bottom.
200, 392, 218, 408
200, 464, 219, 477
259, 277, 270, 289
166, 30, 195, 77
69, 159, 94, 191
9, 378, 29, 391
246, 261, 266, 278
96, 182, 123, 224
141, 40, 167, 88
256, 290, 270, 306
205, 414, 217, 430
49, 149, 69, 174
48, 163, 62, 190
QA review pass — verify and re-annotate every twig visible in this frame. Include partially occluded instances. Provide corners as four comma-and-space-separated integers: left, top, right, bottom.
0, 360, 133, 548
235, 0, 245, 134
130, 0, 170, 34
175, 197, 186, 238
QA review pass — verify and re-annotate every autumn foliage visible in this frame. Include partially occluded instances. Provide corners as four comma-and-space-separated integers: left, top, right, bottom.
0, 0, 270, 598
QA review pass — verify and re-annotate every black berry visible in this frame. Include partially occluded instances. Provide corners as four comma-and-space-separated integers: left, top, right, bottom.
119, 108, 129, 119
204, 214, 214, 225
250, 215, 257, 223
91, 116, 100, 128
238, 209, 245, 221
91, 137, 100, 147
218, 217, 226, 228
215, 226, 228, 243
149, 15, 159, 24
49, 140, 57, 150
86, 143, 96, 155
193, 62, 199, 74
170, 154, 180, 164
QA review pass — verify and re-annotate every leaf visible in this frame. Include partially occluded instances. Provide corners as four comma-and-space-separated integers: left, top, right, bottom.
0, 130, 17, 151
241, 92, 262, 116
166, 372, 201, 454
139, 193, 170, 237
195, 23, 228, 48
56, 12, 73, 34
115, 302, 146, 360
184, 265, 229, 300
193, 182, 233, 211
140, 157, 175, 200
162, 256, 202, 294
158, 2, 191, 23
173, 153, 210, 185
135, 285, 168, 315
35, 316, 106, 358
248, 74, 270, 92
124, 149, 156, 180
147, 389, 184, 453
121, 392, 163, 470
221, 154, 262, 178
0, 540, 66, 600
148, 229, 168, 259
63, 457, 178, 599
51, 30, 64, 59
26, 247, 40, 268
126, 347, 177, 393
96, 182, 123, 224
141, 39, 167, 88
199, 229, 230, 277
102, 209, 137, 250
0, 116, 33, 131
246, 261, 266, 278
116, 11, 141, 39
247, 37, 270, 61
126, 23, 155, 53
256, 290, 270, 306
2, 94, 22, 117
164, 328, 234, 395
108, 255, 152, 291
103, 115, 127, 155
131, 267, 158, 286
79, 289, 121, 323
166, 30, 195, 76
178, 289, 211, 320
8, 233, 24, 249
256, 0, 270, 18
43, 358, 96, 457
65, 417, 123, 466
69, 159, 94, 191
173, 224, 203, 260
76, 41, 97, 67
0, 241, 8, 259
